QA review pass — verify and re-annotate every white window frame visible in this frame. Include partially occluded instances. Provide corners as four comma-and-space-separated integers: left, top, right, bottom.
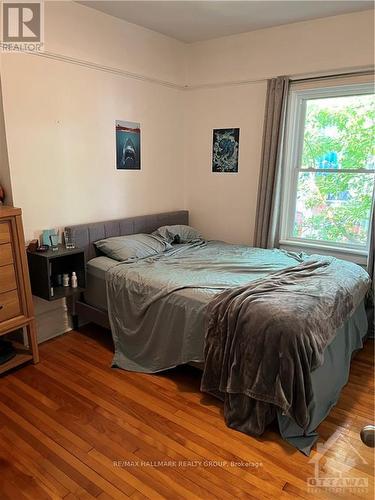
279, 81, 375, 260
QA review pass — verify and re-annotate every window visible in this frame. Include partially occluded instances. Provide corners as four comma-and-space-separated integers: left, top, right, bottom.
280, 81, 375, 256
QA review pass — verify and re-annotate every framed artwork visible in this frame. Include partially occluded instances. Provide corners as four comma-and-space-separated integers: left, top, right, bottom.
116, 120, 141, 170
212, 128, 240, 173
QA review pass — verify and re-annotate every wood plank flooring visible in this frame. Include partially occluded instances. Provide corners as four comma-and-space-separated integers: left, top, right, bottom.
0, 325, 373, 499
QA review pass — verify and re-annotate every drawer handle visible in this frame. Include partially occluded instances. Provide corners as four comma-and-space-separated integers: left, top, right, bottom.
0, 305, 3, 310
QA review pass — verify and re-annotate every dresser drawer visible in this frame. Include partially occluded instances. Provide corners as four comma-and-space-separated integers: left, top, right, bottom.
0, 290, 21, 322
0, 222, 11, 244
0, 264, 17, 294
0, 243, 14, 267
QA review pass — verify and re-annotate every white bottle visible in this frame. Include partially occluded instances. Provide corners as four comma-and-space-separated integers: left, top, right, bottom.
71, 272, 78, 288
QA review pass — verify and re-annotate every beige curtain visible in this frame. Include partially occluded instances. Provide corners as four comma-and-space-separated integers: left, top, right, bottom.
254, 76, 289, 248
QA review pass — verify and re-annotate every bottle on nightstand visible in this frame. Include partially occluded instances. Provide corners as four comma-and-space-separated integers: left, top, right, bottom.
71, 272, 78, 288
63, 273, 69, 287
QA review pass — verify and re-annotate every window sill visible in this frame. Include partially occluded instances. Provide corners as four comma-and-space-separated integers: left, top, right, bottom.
279, 239, 368, 266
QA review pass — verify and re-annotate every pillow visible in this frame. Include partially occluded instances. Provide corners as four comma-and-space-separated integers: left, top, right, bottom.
94, 233, 171, 262
153, 224, 203, 244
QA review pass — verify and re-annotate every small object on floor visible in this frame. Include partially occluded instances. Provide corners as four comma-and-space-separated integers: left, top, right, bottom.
0, 339, 16, 365
360, 425, 375, 447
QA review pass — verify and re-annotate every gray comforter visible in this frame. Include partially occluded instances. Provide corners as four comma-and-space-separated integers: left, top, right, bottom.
106, 241, 304, 372
201, 256, 370, 435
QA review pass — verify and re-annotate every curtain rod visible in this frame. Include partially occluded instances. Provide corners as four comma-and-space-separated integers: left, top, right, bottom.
188, 66, 374, 91
291, 68, 374, 84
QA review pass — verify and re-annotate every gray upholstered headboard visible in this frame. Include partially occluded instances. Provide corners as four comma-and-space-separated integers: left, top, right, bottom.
65, 210, 189, 261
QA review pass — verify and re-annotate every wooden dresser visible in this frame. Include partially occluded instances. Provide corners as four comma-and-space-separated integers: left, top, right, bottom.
0, 206, 39, 373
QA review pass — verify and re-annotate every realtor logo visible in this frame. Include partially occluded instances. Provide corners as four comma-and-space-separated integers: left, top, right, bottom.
307, 431, 369, 495
1, 1, 44, 51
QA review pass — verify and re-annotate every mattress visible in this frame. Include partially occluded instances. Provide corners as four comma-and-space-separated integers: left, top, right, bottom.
84, 256, 118, 311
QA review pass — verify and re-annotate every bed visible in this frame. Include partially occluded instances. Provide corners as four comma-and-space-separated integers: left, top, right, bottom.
65, 211, 370, 454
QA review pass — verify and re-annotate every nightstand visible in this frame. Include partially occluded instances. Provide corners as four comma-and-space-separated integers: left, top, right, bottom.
27, 245, 86, 328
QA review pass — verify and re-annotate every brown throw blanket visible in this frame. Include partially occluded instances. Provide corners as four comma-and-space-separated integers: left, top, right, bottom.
201, 256, 370, 435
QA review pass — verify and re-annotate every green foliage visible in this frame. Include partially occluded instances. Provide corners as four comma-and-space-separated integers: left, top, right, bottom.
302, 95, 375, 170
294, 94, 375, 245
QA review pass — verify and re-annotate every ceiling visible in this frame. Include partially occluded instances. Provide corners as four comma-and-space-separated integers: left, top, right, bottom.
78, 1, 374, 43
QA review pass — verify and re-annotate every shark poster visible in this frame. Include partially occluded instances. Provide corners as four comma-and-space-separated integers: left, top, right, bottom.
116, 121, 141, 170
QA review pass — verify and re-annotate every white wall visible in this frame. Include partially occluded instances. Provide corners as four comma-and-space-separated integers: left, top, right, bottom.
184, 9, 374, 244
186, 10, 374, 87
1, 1, 186, 241
184, 83, 266, 244
0, 60, 12, 206
45, 1, 186, 86
2, 53, 184, 241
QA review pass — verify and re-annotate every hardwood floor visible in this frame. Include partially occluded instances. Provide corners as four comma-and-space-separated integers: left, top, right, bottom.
0, 325, 373, 499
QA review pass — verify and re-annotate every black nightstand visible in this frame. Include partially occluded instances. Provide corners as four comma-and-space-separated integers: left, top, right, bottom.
27, 245, 86, 328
